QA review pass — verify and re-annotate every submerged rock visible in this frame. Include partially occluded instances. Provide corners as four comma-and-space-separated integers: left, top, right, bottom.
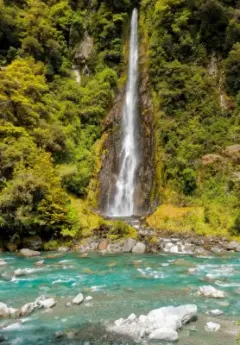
109, 304, 197, 342
72, 293, 84, 305
205, 322, 221, 332
19, 248, 40, 258
197, 286, 225, 298
132, 242, 146, 254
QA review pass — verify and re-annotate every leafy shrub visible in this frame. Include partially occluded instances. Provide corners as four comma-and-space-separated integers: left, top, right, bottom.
107, 220, 137, 240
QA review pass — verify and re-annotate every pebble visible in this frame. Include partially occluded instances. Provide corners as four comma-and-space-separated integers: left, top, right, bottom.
208, 309, 224, 316
55, 331, 64, 339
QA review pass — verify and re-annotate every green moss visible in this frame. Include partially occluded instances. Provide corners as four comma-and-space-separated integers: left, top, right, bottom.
87, 133, 108, 209
43, 240, 60, 251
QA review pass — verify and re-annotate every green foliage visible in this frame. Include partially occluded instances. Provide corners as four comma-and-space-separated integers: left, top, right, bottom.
0, 0, 127, 245
107, 220, 137, 241
224, 43, 240, 95
142, 0, 240, 237
0, 150, 75, 238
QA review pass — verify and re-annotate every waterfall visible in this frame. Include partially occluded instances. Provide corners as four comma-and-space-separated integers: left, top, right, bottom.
108, 8, 139, 217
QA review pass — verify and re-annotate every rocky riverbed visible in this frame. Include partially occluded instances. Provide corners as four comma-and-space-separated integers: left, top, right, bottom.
0, 251, 240, 345
59, 218, 240, 256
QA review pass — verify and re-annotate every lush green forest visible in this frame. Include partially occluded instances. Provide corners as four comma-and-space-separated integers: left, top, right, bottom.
143, 0, 240, 238
0, 0, 137, 248
0, 0, 240, 249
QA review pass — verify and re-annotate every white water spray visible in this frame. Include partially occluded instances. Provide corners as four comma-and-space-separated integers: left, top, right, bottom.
108, 9, 139, 217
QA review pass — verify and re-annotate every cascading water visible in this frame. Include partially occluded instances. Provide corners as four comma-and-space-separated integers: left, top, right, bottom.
108, 9, 139, 217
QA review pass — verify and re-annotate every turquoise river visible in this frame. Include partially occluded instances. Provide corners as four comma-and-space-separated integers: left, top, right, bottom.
0, 252, 240, 345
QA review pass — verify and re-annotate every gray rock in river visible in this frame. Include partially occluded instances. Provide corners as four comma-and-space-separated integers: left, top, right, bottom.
132, 242, 146, 254
19, 248, 40, 258
38, 298, 56, 309
122, 238, 137, 252
72, 293, 84, 305
20, 302, 36, 317
0, 302, 19, 318
197, 285, 225, 298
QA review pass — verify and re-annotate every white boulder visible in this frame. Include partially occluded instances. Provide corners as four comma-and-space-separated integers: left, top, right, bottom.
85, 296, 93, 302
20, 302, 36, 316
197, 286, 225, 298
205, 322, 221, 332
0, 302, 10, 318
72, 293, 84, 305
0, 303, 20, 318
0, 259, 7, 266
188, 268, 197, 275
38, 298, 56, 309
109, 304, 197, 341
14, 268, 34, 276
132, 242, 146, 254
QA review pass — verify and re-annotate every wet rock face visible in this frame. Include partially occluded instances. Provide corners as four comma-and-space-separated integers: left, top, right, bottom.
134, 61, 154, 215
98, 65, 154, 215
72, 33, 94, 84
22, 236, 43, 251
98, 91, 123, 213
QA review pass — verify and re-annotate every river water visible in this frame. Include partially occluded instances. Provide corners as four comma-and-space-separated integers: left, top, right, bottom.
0, 252, 240, 344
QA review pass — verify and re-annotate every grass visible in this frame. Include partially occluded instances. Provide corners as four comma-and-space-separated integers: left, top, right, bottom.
146, 203, 240, 240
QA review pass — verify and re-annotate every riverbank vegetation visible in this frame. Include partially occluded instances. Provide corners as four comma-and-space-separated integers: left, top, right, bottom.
142, 0, 240, 239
